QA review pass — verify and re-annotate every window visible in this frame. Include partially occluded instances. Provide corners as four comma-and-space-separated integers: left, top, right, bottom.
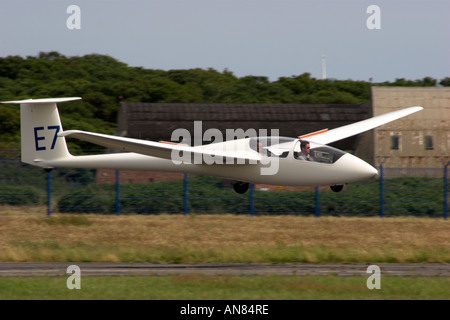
311, 146, 345, 163
425, 135, 434, 150
391, 135, 400, 150
293, 140, 345, 164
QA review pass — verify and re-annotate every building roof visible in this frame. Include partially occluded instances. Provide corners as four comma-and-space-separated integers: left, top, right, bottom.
117, 103, 371, 150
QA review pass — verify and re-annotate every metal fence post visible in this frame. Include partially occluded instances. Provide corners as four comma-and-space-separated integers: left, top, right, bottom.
184, 173, 188, 216
444, 162, 448, 220
46, 169, 52, 217
315, 186, 320, 217
115, 169, 120, 216
249, 183, 254, 216
379, 164, 384, 218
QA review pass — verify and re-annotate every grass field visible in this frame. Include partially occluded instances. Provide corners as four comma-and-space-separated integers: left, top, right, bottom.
1, 213, 449, 301
1, 275, 449, 300
1, 213, 448, 263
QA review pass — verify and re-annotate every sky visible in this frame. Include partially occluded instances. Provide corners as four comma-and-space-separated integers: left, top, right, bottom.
0, 0, 449, 82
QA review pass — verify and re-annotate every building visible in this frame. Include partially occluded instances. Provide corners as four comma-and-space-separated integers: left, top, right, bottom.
355, 87, 449, 177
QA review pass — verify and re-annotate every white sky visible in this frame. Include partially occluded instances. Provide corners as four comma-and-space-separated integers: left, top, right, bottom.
1, 0, 449, 82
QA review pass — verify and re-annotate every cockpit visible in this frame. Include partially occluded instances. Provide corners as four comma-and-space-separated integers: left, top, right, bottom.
293, 140, 345, 164
249, 136, 346, 164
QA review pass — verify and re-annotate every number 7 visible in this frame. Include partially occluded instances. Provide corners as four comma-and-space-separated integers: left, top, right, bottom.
47, 125, 60, 150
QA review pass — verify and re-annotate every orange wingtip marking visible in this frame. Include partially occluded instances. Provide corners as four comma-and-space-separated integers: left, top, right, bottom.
299, 129, 328, 139
159, 141, 188, 146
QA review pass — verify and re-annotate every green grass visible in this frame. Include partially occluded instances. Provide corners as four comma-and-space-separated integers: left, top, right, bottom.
2, 215, 449, 263
1, 275, 449, 300
1, 214, 448, 301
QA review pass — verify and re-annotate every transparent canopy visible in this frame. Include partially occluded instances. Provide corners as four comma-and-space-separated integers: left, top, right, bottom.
249, 136, 346, 164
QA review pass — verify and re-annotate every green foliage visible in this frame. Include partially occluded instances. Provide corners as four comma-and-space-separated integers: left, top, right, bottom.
57, 185, 115, 213
0, 158, 445, 217
0, 185, 41, 205
0, 160, 95, 188
0, 106, 19, 135
440, 77, 450, 86
54, 175, 445, 217
0, 106, 20, 151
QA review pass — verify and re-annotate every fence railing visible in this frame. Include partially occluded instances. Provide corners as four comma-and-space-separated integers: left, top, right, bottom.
0, 158, 448, 219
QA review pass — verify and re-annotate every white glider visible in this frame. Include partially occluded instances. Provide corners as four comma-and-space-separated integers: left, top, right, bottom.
2, 97, 422, 193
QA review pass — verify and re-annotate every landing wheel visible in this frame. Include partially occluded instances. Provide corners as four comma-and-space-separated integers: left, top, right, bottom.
330, 184, 344, 192
233, 181, 249, 194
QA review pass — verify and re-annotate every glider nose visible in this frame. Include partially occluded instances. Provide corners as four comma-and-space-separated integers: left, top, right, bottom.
342, 154, 378, 181
364, 162, 379, 179
355, 156, 378, 179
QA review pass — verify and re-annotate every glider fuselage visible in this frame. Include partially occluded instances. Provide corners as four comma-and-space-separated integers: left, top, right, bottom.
38, 138, 378, 186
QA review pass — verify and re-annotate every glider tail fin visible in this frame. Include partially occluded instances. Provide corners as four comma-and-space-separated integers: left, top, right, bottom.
2, 97, 81, 166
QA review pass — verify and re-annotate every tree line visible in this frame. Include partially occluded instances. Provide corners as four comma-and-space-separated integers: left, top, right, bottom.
1, 51, 448, 155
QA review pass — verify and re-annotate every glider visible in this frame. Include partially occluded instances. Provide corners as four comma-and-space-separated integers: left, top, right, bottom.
2, 97, 423, 193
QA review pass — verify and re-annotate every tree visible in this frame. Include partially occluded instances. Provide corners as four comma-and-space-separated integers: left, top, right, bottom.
439, 77, 450, 87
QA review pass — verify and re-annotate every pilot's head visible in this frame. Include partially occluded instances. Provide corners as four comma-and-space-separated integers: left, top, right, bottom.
300, 140, 311, 154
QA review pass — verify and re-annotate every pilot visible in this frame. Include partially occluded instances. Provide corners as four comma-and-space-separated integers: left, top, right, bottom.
257, 141, 264, 154
297, 140, 314, 161
257, 140, 271, 156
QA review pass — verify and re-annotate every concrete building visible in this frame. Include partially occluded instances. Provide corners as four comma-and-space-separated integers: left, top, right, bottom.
355, 87, 449, 177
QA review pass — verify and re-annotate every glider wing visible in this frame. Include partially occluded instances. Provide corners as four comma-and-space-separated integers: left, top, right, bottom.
302, 106, 423, 145
60, 130, 261, 163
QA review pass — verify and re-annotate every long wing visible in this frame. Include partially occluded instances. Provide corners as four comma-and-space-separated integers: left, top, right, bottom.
59, 130, 261, 163
302, 106, 423, 145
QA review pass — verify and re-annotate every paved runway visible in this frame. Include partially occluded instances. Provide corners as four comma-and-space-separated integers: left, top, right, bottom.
0, 262, 448, 277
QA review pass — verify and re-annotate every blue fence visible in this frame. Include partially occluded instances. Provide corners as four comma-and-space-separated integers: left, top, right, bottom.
0, 158, 448, 219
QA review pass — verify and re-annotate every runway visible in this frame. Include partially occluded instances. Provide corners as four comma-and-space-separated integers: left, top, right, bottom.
0, 262, 448, 277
